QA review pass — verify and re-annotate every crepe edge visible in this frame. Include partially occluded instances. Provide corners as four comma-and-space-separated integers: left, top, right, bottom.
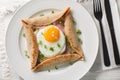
32, 53, 82, 72
64, 13, 85, 60
21, 20, 38, 69
22, 7, 71, 26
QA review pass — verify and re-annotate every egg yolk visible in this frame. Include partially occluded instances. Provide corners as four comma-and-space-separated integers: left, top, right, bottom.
44, 26, 60, 42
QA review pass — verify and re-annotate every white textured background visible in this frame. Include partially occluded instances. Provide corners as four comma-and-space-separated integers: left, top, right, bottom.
0, 0, 120, 80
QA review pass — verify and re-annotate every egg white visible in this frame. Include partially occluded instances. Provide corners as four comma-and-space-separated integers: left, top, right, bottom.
36, 26, 66, 57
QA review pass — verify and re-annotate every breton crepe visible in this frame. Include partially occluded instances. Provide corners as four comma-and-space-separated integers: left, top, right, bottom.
21, 7, 84, 72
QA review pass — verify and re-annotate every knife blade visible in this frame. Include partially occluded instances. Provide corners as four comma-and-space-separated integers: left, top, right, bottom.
104, 0, 120, 65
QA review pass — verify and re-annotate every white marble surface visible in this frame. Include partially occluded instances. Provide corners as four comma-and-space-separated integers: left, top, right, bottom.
0, 0, 120, 80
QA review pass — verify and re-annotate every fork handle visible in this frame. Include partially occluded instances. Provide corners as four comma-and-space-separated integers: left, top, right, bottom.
99, 21, 111, 66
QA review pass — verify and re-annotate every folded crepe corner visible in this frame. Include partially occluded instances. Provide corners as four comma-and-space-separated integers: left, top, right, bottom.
64, 13, 84, 60
21, 7, 84, 72
23, 7, 71, 27
21, 20, 38, 69
32, 54, 82, 72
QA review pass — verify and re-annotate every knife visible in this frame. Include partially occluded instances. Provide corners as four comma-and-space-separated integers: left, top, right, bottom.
104, 0, 120, 65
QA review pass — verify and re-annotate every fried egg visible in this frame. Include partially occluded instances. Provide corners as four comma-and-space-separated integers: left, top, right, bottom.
36, 25, 66, 57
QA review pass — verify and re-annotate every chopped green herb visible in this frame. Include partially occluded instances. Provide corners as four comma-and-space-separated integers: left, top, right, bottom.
50, 47, 54, 52
40, 13, 44, 16
66, 39, 71, 48
69, 62, 73, 65
35, 28, 39, 31
24, 50, 30, 58
78, 38, 82, 44
48, 69, 51, 72
38, 50, 40, 54
59, 20, 64, 25
73, 19, 76, 24
41, 32, 43, 35
76, 29, 82, 34
70, 49, 75, 54
38, 40, 43, 45
44, 45, 47, 49
48, 23, 53, 26
24, 50, 27, 54
55, 66, 58, 70
51, 10, 54, 14
25, 54, 30, 58
23, 33, 25, 37
68, 43, 71, 48
57, 43, 61, 48
38, 53, 45, 61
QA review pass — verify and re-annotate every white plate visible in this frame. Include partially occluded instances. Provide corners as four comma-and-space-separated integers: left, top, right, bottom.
6, 0, 99, 80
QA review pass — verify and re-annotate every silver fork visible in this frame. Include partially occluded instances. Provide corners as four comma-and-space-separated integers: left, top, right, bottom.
93, 0, 110, 66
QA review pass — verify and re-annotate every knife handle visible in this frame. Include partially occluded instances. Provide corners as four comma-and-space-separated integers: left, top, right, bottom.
110, 29, 120, 65
99, 21, 111, 66
104, 0, 120, 65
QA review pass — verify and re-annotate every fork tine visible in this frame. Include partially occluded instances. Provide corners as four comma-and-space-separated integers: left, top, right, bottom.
93, 0, 98, 12
97, 0, 100, 11
99, 0, 102, 11
93, 0, 102, 13
98, 0, 102, 12
93, 0, 96, 12
96, 0, 100, 12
